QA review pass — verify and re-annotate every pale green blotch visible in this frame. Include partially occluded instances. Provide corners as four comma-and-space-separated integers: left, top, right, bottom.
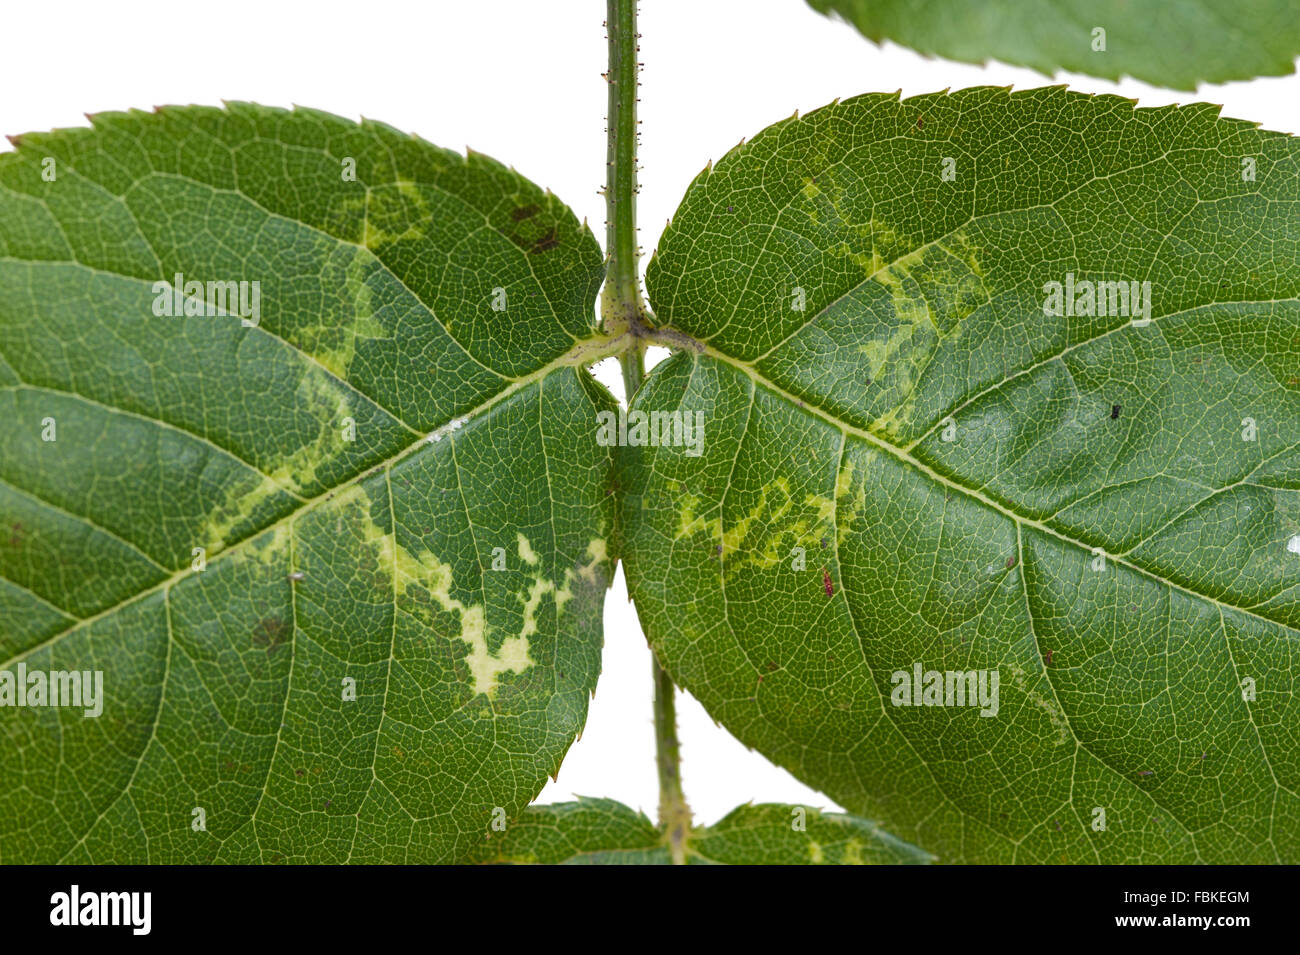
862, 236, 989, 439
298, 243, 392, 380
517, 533, 539, 565
363, 180, 432, 251
331, 487, 608, 697
553, 538, 610, 615
331, 485, 523, 696
246, 523, 292, 566
841, 838, 865, 866
200, 472, 293, 557
198, 364, 354, 555
674, 475, 859, 568
266, 363, 356, 494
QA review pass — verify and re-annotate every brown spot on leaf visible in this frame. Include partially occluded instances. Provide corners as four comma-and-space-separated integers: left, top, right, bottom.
252, 617, 290, 653
511, 203, 541, 222
531, 229, 560, 253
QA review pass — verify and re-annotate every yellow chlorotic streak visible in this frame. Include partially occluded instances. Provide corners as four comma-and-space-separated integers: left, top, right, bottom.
327, 487, 609, 697
674, 469, 864, 567
517, 533, 539, 565
842, 839, 865, 865
362, 179, 432, 251
199, 365, 357, 554
554, 538, 610, 614
300, 244, 390, 380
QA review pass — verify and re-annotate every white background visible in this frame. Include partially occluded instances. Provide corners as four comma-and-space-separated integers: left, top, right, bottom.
5, 0, 1296, 827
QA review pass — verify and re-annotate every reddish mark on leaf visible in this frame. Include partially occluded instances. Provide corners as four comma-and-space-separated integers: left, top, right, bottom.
1137, 770, 1155, 777
823, 567, 834, 597
1043, 649, 1053, 667
1005, 554, 1017, 569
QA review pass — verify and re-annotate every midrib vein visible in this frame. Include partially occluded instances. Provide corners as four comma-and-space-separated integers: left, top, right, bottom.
0, 339, 613, 669
695, 346, 1300, 638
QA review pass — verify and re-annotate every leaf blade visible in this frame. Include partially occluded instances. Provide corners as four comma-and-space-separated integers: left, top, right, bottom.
0, 105, 615, 863
630, 87, 1300, 863
807, 0, 1300, 90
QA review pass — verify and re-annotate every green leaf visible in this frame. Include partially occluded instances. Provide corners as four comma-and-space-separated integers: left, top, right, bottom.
807, 0, 1300, 90
483, 797, 671, 864
691, 803, 934, 864
485, 798, 930, 864
0, 104, 616, 863
627, 87, 1300, 863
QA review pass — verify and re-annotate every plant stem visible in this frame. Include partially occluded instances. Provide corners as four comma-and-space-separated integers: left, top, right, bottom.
602, 0, 647, 339
653, 654, 691, 864
605, 0, 690, 863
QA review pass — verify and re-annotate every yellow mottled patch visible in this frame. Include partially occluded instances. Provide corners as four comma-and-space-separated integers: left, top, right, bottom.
835, 458, 856, 500
301, 245, 392, 380
842, 838, 865, 865
269, 365, 355, 495
808, 841, 825, 864
519, 576, 554, 640
201, 473, 286, 555
517, 533, 539, 565
330, 485, 540, 698
580, 538, 608, 581
555, 537, 611, 613
675, 477, 859, 568
200, 364, 359, 552
247, 524, 292, 565
363, 180, 431, 250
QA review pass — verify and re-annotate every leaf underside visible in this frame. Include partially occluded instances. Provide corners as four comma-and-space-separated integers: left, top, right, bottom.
484, 797, 933, 864
807, 0, 1300, 90
626, 86, 1300, 864
0, 104, 616, 863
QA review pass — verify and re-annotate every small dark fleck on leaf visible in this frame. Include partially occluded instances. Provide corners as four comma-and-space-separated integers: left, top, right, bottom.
1111, 404, 1121, 419
531, 229, 560, 253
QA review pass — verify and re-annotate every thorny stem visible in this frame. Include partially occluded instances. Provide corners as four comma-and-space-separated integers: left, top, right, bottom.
653, 654, 691, 864
605, 0, 691, 863
603, 0, 648, 340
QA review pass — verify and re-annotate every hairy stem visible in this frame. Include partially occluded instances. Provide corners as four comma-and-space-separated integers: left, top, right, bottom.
653, 653, 691, 864
602, 0, 647, 339
605, 0, 690, 863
